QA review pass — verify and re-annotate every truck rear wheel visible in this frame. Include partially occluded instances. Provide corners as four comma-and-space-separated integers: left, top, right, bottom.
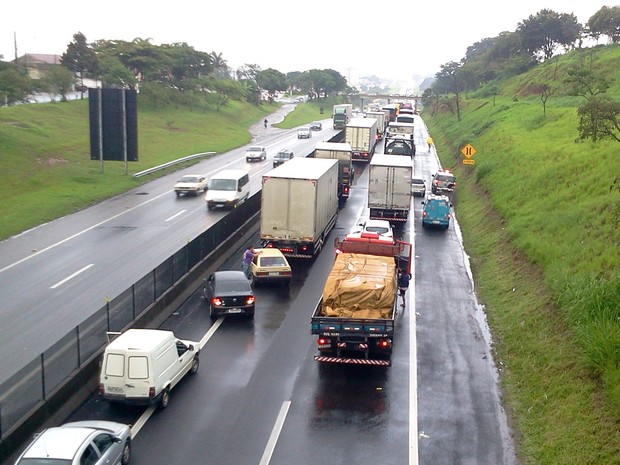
159, 388, 170, 409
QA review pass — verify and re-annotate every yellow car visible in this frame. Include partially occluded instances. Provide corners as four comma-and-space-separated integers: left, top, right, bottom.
250, 248, 292, 286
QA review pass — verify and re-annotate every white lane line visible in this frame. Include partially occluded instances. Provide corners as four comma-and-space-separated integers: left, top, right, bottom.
165, 210, 187, 222
259, 401, 291, 465
410, 208, 419, 465
131, 318, 224, 438
0, 191, 171, 275
131, 406, 156, 436
50, 264, 94, 289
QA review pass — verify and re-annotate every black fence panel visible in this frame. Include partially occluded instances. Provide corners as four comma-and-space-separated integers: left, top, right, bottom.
0, 359, 43, 438
78, 308, 109, 365
134, 273, 155, 318
42, 331, 79, 397
154, 257, 173, 299
172, 247, 189, 283
107, 287, 135, 332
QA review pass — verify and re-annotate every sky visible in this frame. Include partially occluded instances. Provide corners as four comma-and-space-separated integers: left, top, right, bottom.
1, 1, 614, 86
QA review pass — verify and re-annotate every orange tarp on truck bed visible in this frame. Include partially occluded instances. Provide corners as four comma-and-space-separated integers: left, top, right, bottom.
320, 253, 397, 318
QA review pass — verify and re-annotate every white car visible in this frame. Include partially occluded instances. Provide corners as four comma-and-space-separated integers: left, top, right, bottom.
13, 420, 132, 465
411, 176, 426, 196
297, 127, 312, 139
245, 145, 267, 162
351, 219, 394, 239
174, 174, 208, 196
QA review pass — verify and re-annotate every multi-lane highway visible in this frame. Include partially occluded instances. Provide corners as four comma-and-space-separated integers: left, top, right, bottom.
0, 109, 516, 465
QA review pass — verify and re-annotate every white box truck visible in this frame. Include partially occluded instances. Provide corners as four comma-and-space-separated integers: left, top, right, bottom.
99, 329, 200, 409
368, 154, 413, 223
365, 111, 388, 140
260, 157, 339, 258
313, 142, 354, 200
345, 117, 378, 163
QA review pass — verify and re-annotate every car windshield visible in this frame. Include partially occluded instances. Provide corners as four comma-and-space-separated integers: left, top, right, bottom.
209, 179, 236, 191
18, 459, 72, 465
412, 179, 424, 184
180, 176, 199, 183
247, 147, 262, 152
366, 226, 390, 234
436, 174, 455, 182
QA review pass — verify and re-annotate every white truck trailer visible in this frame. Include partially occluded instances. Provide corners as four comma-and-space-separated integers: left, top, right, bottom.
345, 117, 378, 163
260, 157, 339, 258
368, 154, 412, 223
313, 142, 354, 200
365, 111, 388, 140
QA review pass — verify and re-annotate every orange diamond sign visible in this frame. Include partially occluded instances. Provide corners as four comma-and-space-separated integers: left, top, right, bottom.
461, 144, 477, 158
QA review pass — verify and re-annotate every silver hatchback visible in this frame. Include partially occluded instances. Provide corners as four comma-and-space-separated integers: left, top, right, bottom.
14, 420, 132, 465
411, 176, 426, 196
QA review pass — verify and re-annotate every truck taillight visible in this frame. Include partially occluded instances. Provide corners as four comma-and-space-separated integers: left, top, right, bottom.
378, 339, 392, 349
300, 245, 309, 252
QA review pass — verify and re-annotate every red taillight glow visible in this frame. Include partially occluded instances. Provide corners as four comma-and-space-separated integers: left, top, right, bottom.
317, 337, 329, 346
343, 186, 349, 194
300, 245, 309, 252
378, 339, 391, 349
211, 297, 223, 306
246, 296, 256, 305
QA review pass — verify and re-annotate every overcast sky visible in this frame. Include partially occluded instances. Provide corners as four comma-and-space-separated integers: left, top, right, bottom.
1, 1, 613, 84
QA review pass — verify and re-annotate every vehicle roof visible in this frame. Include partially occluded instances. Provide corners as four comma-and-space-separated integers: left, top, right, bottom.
426, 194, 450, 203
314, 141, 352, 152
346, 117, 377, 128
370, 154, 413, 168
214, 270, 248, 280
411, 177, 426, 183
107, 328, 175, 350
22, 426, 95, 459
247, 146, 264, 150
265, 157, 338, 179
211, 169, 248, 179
254, 247, 287, 258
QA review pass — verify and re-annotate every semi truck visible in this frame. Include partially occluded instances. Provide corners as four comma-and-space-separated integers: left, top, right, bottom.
332, 104, 353, 129
365, 110, 388, 140
313, 142, 354, 200
368, 154, 413, 222
260, 157, 339, 258
311, 233, 412, 366
345, 117, 378, 163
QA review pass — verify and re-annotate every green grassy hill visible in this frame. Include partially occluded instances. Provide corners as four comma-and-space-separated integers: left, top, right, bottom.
427, 44, 620, 464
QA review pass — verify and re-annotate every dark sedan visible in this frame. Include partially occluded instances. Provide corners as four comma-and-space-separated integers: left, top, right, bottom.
310, 121, 322, 131
203, 270, 255, 319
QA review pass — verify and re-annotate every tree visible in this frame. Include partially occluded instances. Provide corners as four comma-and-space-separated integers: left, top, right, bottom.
61, 32, 98, 97
0, 63, 33, 105
256, 68, 287, 99
209, 52, 229, 78
97, 55, 137, 88
517, 9, 581, 61
563, 52, 613, 101
434, 61, 463, 121
38, 66, 75, 102
208, 78, 247, 110
577, 96, 620, 142
587, 6, 620, 44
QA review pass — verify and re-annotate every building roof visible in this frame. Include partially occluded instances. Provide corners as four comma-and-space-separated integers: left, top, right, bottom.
14, 53, 61, 65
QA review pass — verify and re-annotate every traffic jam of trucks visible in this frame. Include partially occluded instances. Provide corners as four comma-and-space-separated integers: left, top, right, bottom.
345, 117, 378, 162
313, 142, 354, 200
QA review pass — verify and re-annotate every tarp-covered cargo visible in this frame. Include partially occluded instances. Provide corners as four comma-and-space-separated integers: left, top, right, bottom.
319, 252, 396, 319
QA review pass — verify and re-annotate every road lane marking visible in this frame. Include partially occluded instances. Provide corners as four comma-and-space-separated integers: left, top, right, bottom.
131, 318, 224, 437
165, 210, 187, 222
410, 212, 419, 465
50, 264, 94, 289
259, 401, 291, 465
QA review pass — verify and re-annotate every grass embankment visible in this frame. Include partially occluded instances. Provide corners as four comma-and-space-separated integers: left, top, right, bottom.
0, 96, 329, 241
427, 45, 620, 464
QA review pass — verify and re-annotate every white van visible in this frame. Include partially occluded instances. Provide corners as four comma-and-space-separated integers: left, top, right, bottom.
99, 329, 200, 408
205, 169, 250, 210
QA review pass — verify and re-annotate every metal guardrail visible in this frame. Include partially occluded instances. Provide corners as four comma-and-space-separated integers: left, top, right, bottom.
132, 152, 216, 178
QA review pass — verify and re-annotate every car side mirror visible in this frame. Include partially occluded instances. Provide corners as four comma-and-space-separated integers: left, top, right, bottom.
188, 344, 195, 351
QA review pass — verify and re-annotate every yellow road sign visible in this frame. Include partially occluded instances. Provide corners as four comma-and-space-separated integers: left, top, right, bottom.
461, 144, 477, 158
463, 159, 475, 165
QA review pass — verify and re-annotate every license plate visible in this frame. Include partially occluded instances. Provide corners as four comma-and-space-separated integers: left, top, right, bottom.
268, 272, 280, 276
107, 386, 124, 394
228, 308, 243, 313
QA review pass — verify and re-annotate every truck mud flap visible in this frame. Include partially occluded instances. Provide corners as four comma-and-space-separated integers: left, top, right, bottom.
314, 355, 391, 366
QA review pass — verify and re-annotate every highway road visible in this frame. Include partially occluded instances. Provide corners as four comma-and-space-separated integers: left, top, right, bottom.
0, 110, 516, 465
